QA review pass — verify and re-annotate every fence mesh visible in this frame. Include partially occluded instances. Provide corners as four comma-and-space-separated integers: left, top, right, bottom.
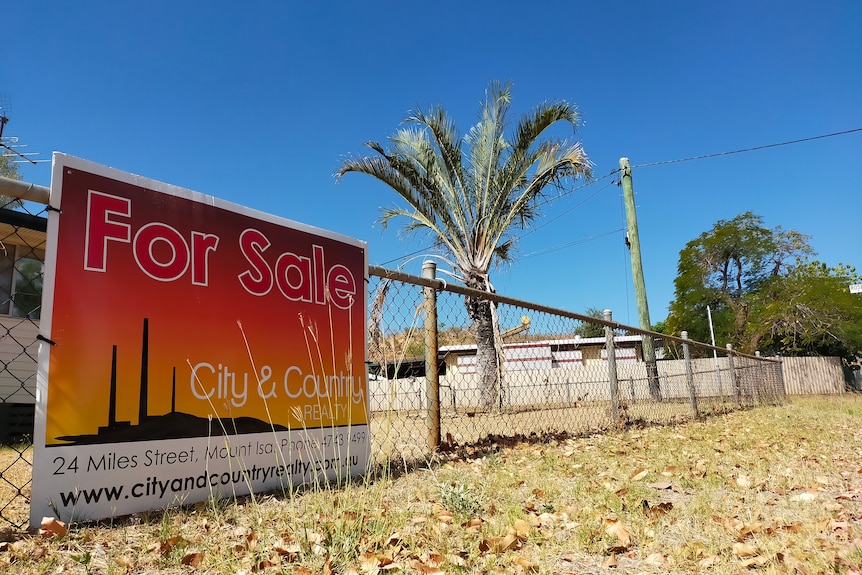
366, 267, 785, 465
0, 201, 46, 530
0, 208, 787, 530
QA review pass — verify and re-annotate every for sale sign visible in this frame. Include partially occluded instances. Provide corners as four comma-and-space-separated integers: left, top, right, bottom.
31, 154, 368, 525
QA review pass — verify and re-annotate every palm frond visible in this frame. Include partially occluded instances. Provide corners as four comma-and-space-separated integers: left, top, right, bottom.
338, 80, 590, 283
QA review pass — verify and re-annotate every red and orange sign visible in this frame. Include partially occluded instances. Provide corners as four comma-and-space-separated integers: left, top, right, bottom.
42, 155, 367, 445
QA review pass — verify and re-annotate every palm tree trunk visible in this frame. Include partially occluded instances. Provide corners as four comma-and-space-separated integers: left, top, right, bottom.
473, 299, 499, 409
466, 273, 500, 411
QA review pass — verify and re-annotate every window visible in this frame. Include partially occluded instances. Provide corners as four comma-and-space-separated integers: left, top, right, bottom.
0, 243, 44, 320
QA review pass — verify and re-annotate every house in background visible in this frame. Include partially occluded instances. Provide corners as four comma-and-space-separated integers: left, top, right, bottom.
0, 209, 45, 443
440, 334, 660, 376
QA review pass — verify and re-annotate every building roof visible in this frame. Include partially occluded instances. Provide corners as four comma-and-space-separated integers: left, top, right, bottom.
439, 334, 648, 354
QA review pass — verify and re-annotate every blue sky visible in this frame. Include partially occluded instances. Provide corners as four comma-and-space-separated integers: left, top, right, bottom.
4, 1, 861, 326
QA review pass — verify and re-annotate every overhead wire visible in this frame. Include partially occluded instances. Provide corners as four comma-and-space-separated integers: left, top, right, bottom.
630, 127, 862, 169
376, 126, 862, 268
523, 173, 619, 239
521, 228, 625, 259
376, 170, 619, 266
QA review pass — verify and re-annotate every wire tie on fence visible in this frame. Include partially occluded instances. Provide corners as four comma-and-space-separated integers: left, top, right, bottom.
46, 205, 62, 214
438, 279, 447, 291
37, 334, 57, 346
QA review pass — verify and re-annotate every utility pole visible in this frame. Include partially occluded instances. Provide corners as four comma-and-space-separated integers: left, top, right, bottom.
620, 158, 661, 400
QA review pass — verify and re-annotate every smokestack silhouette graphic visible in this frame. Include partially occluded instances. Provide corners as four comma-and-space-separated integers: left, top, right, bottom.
98, 344, 130, 434
108, 345, 118, 427
138, 318, 149, 425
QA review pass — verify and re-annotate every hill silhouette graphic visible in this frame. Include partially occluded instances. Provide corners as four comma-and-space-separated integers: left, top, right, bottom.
51, 318, 288, 446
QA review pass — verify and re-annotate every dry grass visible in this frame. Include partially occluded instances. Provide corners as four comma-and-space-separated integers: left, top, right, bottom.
0, 446, 31, 529
370, 399, 719, 463
2, 396, 862, 574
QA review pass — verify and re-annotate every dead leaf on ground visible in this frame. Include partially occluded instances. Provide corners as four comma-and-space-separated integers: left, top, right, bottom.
359, 551, 379, 571
779, 521, 804, 533
446, 552, 467, 566
479, 533, 519, 554
411, 559, 444, 575
254, 557, 280, 571
603, 517, 631, 548
740, 555, 769, 568
39, 517, 66, 538
630, 467, 649, 481
436, 511, 454, 524
738, 522, 764, 540
513, 519, 531, 538
732, 542, 758, 557
181, 551, 205, 566
385, 532, 403, 546
159, 535, 189, 555
246, 531, 261, 551
642, 500, 673, 518
275, 541, 302, 558
644, 552, 666, 565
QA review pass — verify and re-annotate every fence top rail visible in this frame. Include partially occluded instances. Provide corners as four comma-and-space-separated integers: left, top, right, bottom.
0, 176, 50, 205
368, 264, 780, 364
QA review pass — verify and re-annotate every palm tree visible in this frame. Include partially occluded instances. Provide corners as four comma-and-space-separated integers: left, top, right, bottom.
338, 81, 591, 409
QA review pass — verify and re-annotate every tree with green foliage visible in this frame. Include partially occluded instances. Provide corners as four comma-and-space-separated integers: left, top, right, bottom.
574, 307, 605, 338
338, 81, 591, 408
0, 152, 20, 180
1, 141, 25, 208
667, 212, 811, 346
747, 262, 861, 360
667, 212, 861, 363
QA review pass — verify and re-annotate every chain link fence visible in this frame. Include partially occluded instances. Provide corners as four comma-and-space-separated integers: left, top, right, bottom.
0, 199, 46, 530
366, 264, 785, 464
0, 200, 786, 530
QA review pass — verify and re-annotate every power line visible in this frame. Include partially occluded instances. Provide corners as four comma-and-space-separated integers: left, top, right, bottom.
376, 127, 862, 268
631, 127, 862, 169
523, 177, 619, 239
535, 168, 619, 207
377, 245, 439, 267
376, 171, 618, 266
521, 227, 625, 260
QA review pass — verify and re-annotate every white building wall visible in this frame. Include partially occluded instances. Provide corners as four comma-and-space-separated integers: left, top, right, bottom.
0, 317, 40, 404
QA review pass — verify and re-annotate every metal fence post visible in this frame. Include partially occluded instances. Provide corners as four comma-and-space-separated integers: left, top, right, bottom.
422, 261, 441, 451
727, 344, 740, 408
603, 309, 620, 425
681, 331, 699, 418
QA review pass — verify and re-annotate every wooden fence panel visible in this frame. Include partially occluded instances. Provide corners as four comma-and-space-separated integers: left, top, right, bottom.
778, 356, 844, 395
